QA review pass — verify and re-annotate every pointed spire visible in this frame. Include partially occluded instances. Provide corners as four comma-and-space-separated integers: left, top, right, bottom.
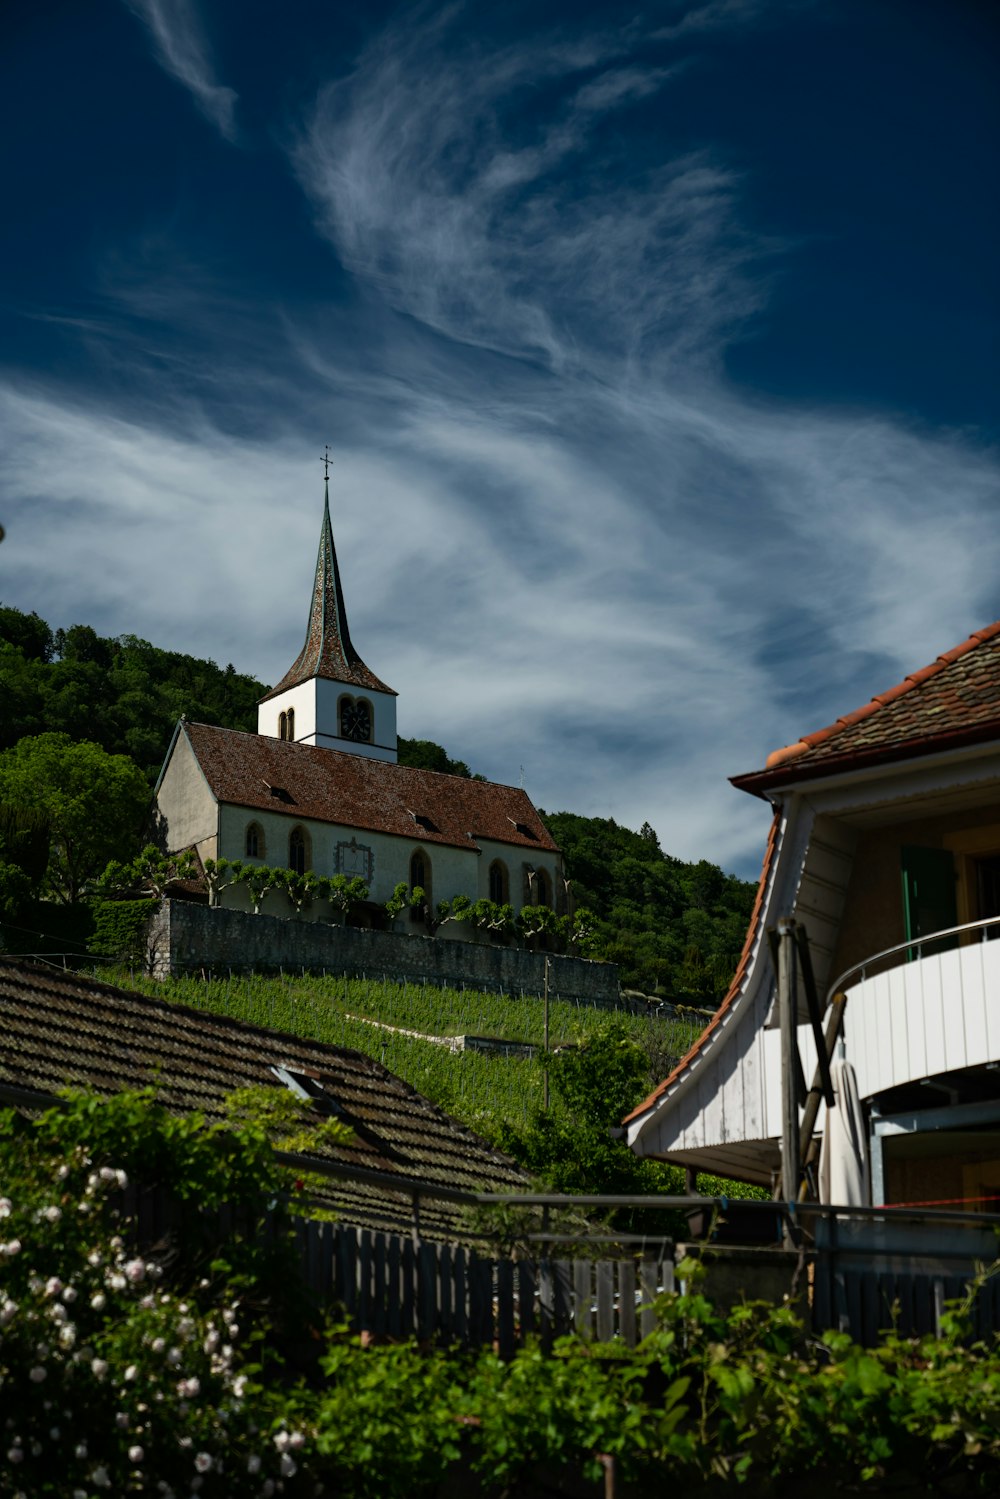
262, 464, 395, 702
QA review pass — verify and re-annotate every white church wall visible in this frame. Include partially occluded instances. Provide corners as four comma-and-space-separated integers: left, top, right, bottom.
157, 732, 219, 865
257, 681, 317, 744
315, 678, 397, 760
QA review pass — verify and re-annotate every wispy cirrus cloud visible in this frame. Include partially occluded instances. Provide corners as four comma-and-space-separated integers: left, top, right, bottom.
125, 0, 238, 141
294, 17, 760, 374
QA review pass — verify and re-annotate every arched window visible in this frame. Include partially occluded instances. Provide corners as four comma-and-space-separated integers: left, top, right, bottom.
535, 868, 551, 908
288, 826, 308, 876
489, 860, 509, 904
278, 708, 296, 742
409, 848, 431, 903
245, 822, 265, 860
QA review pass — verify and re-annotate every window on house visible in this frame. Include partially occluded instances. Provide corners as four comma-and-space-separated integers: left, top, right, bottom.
278, 711, 287, 740
535, 868, 551, 908
286, 707, 295, 741
245, 823, 264, 860
289, 826, 307, 876
489, 860, 508, 904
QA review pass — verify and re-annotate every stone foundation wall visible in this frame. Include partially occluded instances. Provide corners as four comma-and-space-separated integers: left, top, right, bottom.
146, 900, 620, 1006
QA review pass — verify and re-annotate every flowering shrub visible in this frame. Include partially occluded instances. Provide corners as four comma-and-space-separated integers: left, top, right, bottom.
0, 1092, 312, 1498
5, 1091, 1000, 1498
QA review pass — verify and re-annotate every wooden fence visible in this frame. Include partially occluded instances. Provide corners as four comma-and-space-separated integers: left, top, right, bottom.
290, 1211, 1000, 1352
294, 1218, 673, 1351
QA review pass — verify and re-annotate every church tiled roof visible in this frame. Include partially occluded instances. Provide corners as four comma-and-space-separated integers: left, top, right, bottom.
260, 483, 395, 703
732, 621, 1000, 795
0, 959, 526, 1242
182, 721, 559, 855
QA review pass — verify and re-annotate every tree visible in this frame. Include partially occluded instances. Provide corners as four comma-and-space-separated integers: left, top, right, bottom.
0, 735, 150, 903
497, 1023, 687, 1236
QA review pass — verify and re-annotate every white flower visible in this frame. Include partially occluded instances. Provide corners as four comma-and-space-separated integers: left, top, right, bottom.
91, 1464, 111, 1488
0, 1299, 17, 1326
177, 1377, 200, 1398
74, 1442, 88, 1459
107, 1273, 126, 1292
151, 1337, 166, 1354
203, 1330, 219, 1353
0, 1198, 11, 1217
288, 1432, 305, 1451
124, 1258, 145, 1284
166, 1347, 182, 1365
44, 1277, 63, 1297
87, 1250, 102, 1267
99, 1167, 116, 1183
116, 1412, 130, 1429
115, 1170, 128, 1189
232, 1376, 248, 1398
246, 1454, 261, 1474
40, 1205, 61, 1223
58, 1324, 77, 1348
110, 1235, 123, 1249
29, 1366, 47, 1383
50, 1303, 68, 1323
7, 1447, 23, 1464
280, 1453, 298, 1477
273, 1432, 290, 1452
73, 1491, 87, 1499
62, 1286, 78, 1303
129, 1445, 145, 1464
194, 1452, 213, 1473
90, 1292, 106, 1311
77, 1201, 92, 1215
0, 1240, 21, 1257
124, 1364, 138, 1382
91, 1358, 108, 1379
56, 1165, 70, 1181
139, 1294, 155, 1310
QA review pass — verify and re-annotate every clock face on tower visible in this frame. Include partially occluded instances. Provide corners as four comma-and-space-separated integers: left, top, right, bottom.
341, 700, 372, 743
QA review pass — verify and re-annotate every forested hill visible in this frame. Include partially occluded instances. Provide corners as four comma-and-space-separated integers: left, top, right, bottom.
0, 606, 472, 784
0, 605, 755, 994
538, 812, 755, 1002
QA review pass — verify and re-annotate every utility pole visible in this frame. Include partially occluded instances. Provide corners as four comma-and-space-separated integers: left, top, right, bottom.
543, 955, 550, 1110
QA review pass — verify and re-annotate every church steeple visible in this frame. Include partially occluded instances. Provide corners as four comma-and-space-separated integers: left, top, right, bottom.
257, 460, 398, 761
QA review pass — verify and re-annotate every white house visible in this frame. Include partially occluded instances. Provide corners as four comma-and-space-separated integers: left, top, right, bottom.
154, 477, 563, 929
625, 622, 1000, 1212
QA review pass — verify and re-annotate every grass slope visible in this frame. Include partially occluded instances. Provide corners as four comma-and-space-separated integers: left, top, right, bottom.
109, 968, 703, 1142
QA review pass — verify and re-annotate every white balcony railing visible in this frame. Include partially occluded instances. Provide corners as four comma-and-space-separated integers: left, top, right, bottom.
827, 917, 1000, 1102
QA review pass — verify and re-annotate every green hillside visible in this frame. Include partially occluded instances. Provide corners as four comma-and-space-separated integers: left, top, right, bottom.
105, 966, 703, 1142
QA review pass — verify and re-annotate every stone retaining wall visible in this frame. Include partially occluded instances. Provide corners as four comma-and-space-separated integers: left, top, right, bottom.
146, 900, 620, 1006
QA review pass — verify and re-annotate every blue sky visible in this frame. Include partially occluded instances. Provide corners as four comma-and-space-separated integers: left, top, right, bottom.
2, 0, 998, 876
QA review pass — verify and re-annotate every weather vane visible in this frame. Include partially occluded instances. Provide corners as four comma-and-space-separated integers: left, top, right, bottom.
322, 444, 332, 480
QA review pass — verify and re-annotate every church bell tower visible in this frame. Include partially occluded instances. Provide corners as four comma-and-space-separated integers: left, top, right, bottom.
257, 460, 398, 761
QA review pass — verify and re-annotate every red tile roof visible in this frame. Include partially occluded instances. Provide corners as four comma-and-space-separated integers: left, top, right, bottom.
733, 621, 1000, 795
260, 485, 395, 702
622, 810, 781, 1127
0, 959, 526, 1241
182, 722, 559, 855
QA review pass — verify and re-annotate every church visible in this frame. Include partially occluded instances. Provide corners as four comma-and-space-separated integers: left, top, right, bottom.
154, 473, 563, 932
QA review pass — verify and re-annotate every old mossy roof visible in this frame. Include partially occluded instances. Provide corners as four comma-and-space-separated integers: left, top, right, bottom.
0, 959, 526, 1243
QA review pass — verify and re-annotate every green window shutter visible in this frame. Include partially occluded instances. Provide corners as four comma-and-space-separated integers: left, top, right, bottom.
900, 845, 957, 958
